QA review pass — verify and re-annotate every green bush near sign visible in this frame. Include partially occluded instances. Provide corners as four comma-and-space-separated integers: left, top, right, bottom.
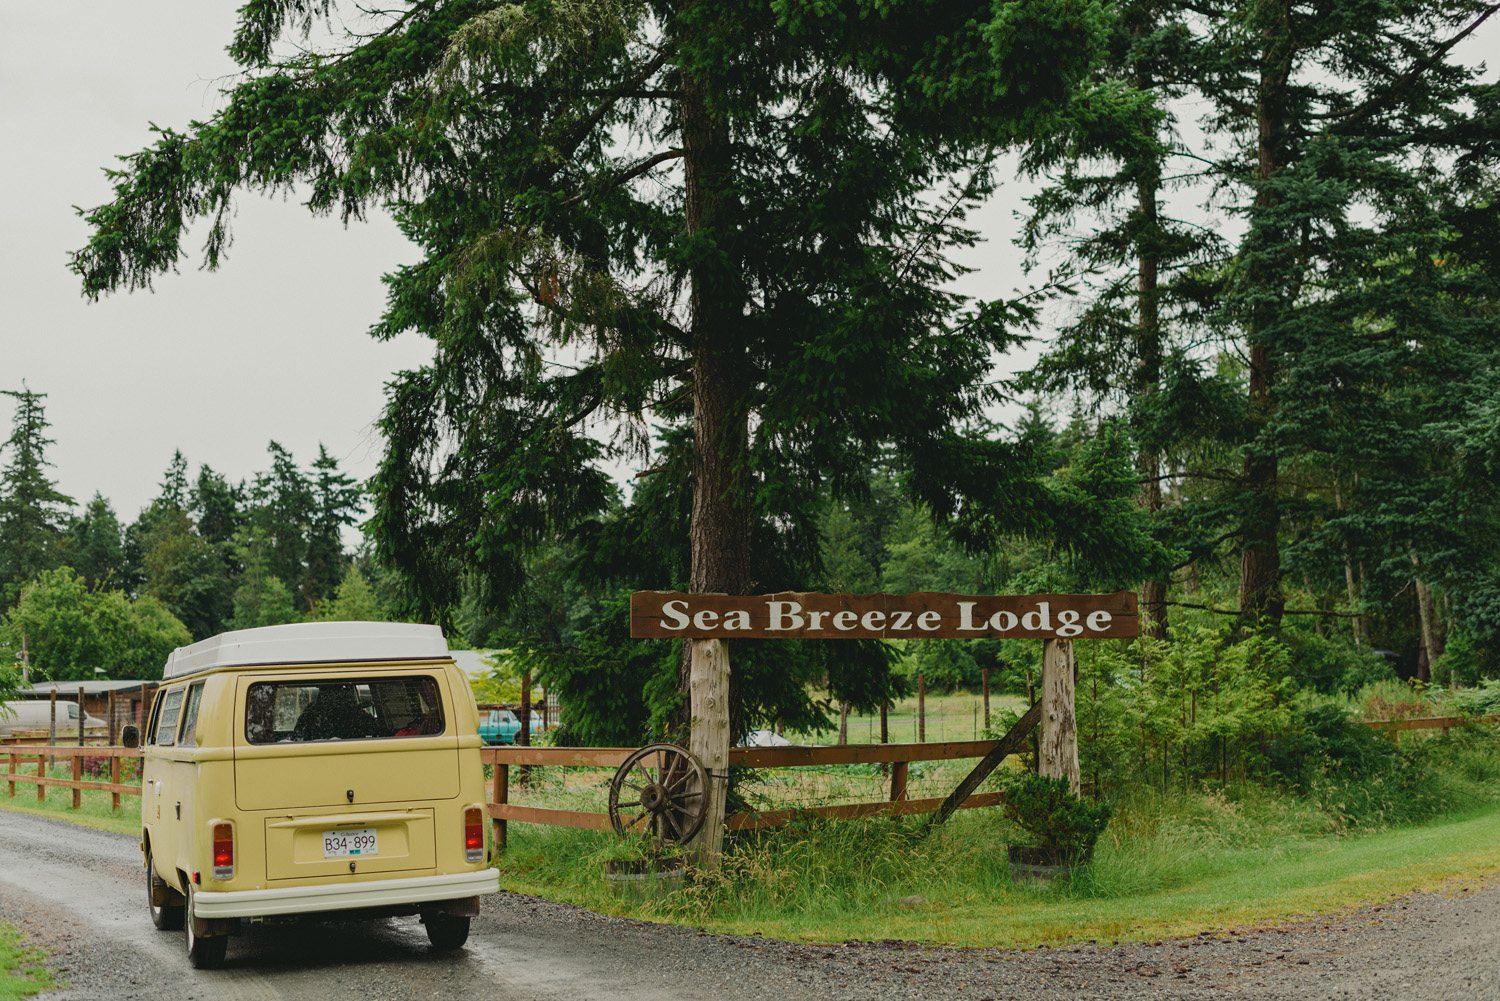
999, 772, 1113, 866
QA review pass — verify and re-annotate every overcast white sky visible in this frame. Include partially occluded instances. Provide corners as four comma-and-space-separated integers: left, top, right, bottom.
2, 3, 435, 522
2, 4, 1494, 526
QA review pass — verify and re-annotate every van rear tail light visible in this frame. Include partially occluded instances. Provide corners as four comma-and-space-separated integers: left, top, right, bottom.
464, 808, 485, 862
212, 823, 234, 879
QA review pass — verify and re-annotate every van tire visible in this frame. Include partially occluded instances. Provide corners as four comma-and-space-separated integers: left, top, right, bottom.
424, 913, 470, 951
185, 883, 228, 969
147, 851, 185, 931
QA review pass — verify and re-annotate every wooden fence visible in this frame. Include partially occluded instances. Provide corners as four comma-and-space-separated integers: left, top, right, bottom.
4, 745, 142, 810
7, 713, 1499, 837
1366, 715, 1500, 738
485, 738, 1027, 852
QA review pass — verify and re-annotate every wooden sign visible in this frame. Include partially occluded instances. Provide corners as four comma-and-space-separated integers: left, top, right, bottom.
630, 591, 1137, 640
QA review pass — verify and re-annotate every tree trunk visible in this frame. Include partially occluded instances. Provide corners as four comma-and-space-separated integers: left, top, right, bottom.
1333, 478, 1364, 646
1411, 555, 1444, 686
680, 48, 750, 862
1238, 4, 1292, 628
1039, 639, 1080, 794
1134, 97, 1169, 642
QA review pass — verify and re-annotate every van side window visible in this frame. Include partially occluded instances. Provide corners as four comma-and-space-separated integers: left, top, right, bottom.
145, 692, 165, 746
178, 682, 204, 745
245, 676, 445, 744
155, 688, 185, 748
67, 704, 80, 721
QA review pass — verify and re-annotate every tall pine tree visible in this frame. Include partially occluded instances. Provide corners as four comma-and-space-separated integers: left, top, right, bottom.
0, 389, 74, 604
73, 0, 1124, 729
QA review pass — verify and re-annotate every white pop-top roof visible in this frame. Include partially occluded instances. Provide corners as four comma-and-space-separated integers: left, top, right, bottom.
162, 622, 451, 680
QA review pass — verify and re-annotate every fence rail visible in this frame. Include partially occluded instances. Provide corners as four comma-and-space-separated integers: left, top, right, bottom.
481, 738, 1015, 848
5, 746, 141, 810
7, 714, 1498, 833
1366, 714, 1500, 734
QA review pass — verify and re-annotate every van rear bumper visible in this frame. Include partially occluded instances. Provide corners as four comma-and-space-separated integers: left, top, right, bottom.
192, 869, 499, 919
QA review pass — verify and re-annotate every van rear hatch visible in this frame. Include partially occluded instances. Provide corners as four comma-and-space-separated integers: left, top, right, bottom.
233, 670, 460, 812
264, 809, 437, 879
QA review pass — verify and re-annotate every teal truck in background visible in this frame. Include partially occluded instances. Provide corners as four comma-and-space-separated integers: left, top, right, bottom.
478, 706, 523, 745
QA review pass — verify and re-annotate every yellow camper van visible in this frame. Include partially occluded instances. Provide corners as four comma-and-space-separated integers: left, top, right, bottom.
128, 622, 499, 968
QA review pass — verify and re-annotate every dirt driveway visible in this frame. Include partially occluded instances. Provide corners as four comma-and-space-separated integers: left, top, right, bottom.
2, 809, 1496, 1000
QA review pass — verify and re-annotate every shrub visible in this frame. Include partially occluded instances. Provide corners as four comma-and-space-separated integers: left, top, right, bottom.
1358, 679, 1434, 722
1450, 679, 1500, 717
1265, 701, 1395, 786
999, 773, 1113, 864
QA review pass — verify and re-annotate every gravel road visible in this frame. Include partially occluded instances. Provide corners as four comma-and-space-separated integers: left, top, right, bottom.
2, 809, 1496, 1000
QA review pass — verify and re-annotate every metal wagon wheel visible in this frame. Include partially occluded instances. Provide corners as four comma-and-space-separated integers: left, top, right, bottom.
607, 743, 709, 847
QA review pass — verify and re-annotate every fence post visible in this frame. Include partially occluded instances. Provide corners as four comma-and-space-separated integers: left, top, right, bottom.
688, 637, 731, 863
918, 673, 925, 743
1027, 670, 1039, 770
889, 760, 909, 802
518, 671, 532, 790
36, 752, 45, 802
982, 668, 990, 730
111, 755, 122, 811
107, 690, 117, 747
879, 702, 889, 778
49, 691, 57, 770
7, 751, 15, 797
1039, 638, 1081, 794
492, 760, 509, 855
837, 702, 849, 745
77, 686, 86, 749
72, 753, 82, 810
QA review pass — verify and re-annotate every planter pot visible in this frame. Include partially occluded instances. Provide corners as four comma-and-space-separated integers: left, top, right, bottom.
1007, 844, 1072, 884
602, 855, 687, 900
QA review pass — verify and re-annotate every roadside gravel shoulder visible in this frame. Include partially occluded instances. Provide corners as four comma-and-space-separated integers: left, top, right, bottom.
4, 807, 1497, 1001
484, 874, 1500, 1001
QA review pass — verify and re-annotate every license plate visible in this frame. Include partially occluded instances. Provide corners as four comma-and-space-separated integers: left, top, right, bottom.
323, 828, 379, 858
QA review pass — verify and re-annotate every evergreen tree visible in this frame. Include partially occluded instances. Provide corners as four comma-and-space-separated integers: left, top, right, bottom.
140, 505, 235, 640
314, 565, 388, 622
1192, 0, 1500, 625
0, 388, 75, 604
230, 550, 297, 631
65, 492, 127, 590
72, 0, 1123, 730
192, 464, 243, 545
245, 442, 312, 609
303, 444, 362, 609
157, 450, 190, 512
1015, 0, 1220, 639
1016, 0, 1500, 663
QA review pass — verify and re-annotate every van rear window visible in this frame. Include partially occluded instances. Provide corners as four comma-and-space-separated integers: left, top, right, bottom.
245, 677, 445, 744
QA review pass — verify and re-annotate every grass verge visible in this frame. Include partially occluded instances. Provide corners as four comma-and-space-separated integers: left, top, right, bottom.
0, 782, 139, 837
498, 790, 1500, 948
0, 924, 57, 999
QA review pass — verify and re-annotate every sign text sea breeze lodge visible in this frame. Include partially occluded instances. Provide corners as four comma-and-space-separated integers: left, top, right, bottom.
629, 591, 1138, 640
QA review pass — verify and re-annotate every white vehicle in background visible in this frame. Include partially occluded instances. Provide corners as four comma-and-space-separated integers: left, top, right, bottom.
741, 729, 796, 748
0, 700, 107, 738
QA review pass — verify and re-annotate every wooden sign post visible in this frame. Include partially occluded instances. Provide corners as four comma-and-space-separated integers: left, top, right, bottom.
631, 591, 1136, 853
688, 638, 731, 859
1040, 639, 1080, 793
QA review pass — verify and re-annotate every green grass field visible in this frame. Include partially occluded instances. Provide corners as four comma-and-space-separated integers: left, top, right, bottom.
803, 690, 1027, 745
0, 762, 140, 837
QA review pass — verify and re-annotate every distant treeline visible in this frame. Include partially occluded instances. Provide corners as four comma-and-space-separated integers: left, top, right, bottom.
0, 388, 393, 682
